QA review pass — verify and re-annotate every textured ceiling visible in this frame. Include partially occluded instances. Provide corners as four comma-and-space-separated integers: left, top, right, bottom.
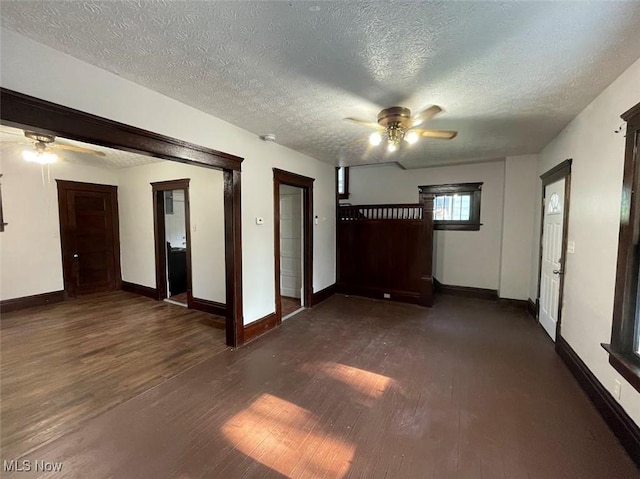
2, 1, 640, 169
0, 125, 161, 169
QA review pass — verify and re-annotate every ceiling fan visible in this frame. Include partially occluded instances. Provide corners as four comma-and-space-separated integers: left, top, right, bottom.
344, 105, 457, 152
2, 129, 106, 164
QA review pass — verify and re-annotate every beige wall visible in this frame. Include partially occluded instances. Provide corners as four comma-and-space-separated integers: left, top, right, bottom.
499, 155, 538, 300
532, 57, 640, 425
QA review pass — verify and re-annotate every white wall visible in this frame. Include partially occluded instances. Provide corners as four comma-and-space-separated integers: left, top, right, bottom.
118, 161, 225, 303
0, 149, 118, 300
499, 155, 538, 300
0, 29, 336, 324
531, 57, 640, 425
349, 161, 505, 290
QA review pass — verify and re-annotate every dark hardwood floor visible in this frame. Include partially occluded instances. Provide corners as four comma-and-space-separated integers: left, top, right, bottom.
2, 294, 638, 478
281, 295, 301, 317
0, 291, 227, 460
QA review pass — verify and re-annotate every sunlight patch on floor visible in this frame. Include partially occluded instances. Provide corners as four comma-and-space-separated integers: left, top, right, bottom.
221, 393, 355, 478
300, 361, 395, 400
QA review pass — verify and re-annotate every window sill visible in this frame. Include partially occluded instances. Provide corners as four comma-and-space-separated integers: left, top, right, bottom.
434, 222, 482, 231
601, 343, 640, 394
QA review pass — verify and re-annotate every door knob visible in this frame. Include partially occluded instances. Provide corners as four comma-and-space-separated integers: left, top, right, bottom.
553, 269, 563, 275
73, 253, 79, 258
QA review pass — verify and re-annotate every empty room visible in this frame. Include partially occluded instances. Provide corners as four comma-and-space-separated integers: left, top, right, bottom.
1, 2, 639, 478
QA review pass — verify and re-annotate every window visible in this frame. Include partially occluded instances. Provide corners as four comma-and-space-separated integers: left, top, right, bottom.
336, 166, 349, 200
603, 101, 640, 393
418, 182, 482, 230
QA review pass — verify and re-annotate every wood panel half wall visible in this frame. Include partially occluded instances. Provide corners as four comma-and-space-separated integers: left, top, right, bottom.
0, 290, 65, 314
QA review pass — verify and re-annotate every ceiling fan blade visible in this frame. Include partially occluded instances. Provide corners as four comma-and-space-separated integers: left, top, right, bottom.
52, 144, 106, 156
417, 129, 458, 140
411, 105, 442, 128
344, 117, 384, 129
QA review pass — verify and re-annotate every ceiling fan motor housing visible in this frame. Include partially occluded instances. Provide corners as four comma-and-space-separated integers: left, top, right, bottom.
377, 107, 412, 129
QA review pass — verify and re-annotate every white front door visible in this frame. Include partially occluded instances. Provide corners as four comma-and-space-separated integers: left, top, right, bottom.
280, 186, 303, 302
539, 179, 566, 341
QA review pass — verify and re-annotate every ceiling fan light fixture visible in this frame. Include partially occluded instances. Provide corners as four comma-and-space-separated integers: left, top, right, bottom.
387, 142, 398, 153
22, 148, 57, 165
405, 131, 419, 144
369, 132, 382, 146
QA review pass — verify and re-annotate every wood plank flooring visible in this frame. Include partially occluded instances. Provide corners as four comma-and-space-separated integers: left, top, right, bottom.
2, 294, 638, 477
0, 291, 227, 460
281, 296, 301, 317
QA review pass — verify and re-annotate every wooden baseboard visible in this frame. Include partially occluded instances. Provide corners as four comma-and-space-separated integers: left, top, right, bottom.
527, 298, 537, 319
191, 297, 226, 317
310, 283, 336, 306
557, 336, 640, 467
243, 312, 278, 344
433, 278, 498, 301
0, 290, 65, 314
497, 298, 528, 309
336, 283, 423, 305
121, 281, 157, 300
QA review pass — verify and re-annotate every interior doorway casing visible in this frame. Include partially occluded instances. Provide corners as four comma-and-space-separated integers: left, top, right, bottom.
151, 179, 192, 306
273, 168, 314, 322
537, 159, 572, 343
0, 88, 245, 347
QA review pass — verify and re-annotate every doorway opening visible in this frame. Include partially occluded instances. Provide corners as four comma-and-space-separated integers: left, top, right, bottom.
152, 179, 192, 307
537, 159, 572, 342
273, 169, 314, 323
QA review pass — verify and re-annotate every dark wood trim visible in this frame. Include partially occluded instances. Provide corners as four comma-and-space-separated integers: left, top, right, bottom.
536, 159, 572, 341
527, 298, 537, 319
602, 344, 640, 394
497, 298, 528, 309
191, 297, 226, 317
0, 174, 6, 232
419, 183, 482, 231
310, 283, 336, 306
225, 169, 244, 347
56, 180, 122, 296
337, 166, 350, 200
0, 88, 244, 348
433, 278, 498, 301
0, 290, 65, 314
0, 88, 243, 171
273, 168, 314, 323
243, 312, 278, 344
607, 103, 640, 387
151, 179, 192, 306
121, 281, 157, 300
558, 337, 640, 468
336, 283, 424, 305
540, 159, 572, 184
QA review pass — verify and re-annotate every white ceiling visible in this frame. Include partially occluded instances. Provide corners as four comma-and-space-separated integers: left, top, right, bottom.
0, 125, 161, 169
2, 1, 640, 169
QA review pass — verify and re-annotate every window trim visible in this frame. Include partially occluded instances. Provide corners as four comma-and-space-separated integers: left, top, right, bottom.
419, 182, 483, 231
336, 166, 350, 200
603, 100, 640, 394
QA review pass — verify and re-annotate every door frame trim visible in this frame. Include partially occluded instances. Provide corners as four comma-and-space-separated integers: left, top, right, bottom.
1, 88, 245, 347
537, 159, 572, 343
273, 168, 314, 323
151, 179, 192, 305
56, 180, 122, 297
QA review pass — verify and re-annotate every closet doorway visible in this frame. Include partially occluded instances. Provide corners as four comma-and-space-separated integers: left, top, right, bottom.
152, 179, 192, 307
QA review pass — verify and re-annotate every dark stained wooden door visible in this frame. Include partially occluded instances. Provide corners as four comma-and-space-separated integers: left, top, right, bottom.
57, 180, 121, 296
